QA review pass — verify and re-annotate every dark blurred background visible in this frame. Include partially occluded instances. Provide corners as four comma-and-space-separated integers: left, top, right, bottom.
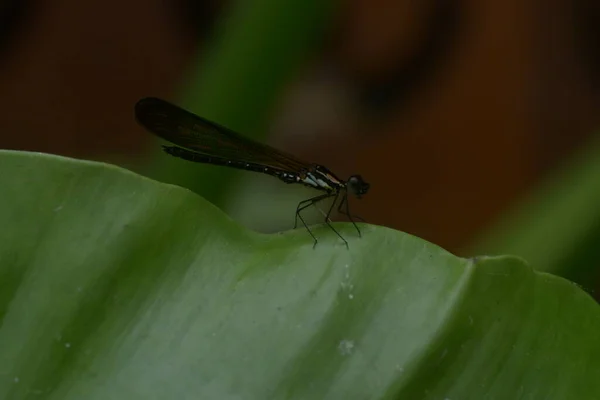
2, 0, 600, 279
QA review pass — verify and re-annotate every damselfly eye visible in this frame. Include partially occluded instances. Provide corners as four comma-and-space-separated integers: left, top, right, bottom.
347, 175, 370, 197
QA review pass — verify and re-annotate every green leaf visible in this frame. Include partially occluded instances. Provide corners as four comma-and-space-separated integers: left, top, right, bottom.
1, 150, 599, 400
470, 134, 600, 284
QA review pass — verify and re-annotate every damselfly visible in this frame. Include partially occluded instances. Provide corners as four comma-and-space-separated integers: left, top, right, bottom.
135, 97, 369, 248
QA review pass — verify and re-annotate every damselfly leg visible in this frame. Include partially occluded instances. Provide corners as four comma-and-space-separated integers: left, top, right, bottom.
337, 194, 365, 237
294, 192, 348, 248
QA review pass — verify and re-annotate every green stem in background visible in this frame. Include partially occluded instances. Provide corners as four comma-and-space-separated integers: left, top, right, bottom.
469, 133, 600, 288
146, 0, 337, 207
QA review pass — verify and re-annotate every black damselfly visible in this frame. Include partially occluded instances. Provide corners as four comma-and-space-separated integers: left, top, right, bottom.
135, 97, 369, 248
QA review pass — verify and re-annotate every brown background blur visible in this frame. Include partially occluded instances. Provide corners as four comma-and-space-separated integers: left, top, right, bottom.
1, 0, 599, 255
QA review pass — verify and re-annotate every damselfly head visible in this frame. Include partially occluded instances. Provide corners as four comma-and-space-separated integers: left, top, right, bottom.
346, 175, 369, 198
